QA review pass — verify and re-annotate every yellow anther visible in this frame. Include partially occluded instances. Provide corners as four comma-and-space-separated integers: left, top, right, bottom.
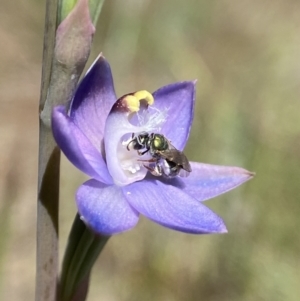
123, 95, 140, 112
133, 90, 154, 105
122, 90, 154, 113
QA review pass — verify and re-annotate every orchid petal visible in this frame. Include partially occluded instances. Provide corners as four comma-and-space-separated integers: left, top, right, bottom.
124, 179, 227, 234
152, 81, 195, 150
52, 106, 112, 184
76, 179, 139, 235
167, 162, 254, 202
70, 54, 117, 149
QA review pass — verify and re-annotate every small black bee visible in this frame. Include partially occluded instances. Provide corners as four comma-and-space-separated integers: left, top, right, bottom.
127, 132, 191, 178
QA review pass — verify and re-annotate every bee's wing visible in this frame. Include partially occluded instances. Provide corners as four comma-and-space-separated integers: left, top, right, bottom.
178, 168, 190, 177
166, 140, 177, 150
167, 142, 192, 172
169, 141, 192, 173
158, 148, 178, 160
179, 152, 192, 172
160, 148, 192, 172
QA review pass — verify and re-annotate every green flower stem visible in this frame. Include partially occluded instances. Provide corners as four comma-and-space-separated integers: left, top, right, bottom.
59, 0, 106, 25
70, 273, 91, 301
59, 215, 110, 301
89, 0, 106, 25
59, 0, 77, 23
59, 214, 86, 295
36, 1, 60, 301
74, 231, 109, 289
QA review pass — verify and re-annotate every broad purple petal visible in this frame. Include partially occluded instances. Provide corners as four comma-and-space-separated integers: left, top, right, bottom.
70, 54, 117, 149
52, 106, 112, 184
76, 179, 139, 235
168, 162, 254, 201
124, 179, 227, 234
152, 81, 195, 150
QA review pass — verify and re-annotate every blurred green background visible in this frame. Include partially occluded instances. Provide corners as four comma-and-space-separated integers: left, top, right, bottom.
1, 0, 300, 300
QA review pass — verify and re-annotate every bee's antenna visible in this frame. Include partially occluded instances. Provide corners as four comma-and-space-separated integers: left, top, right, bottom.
126, 133, 135, 151
126, 140, 133, 151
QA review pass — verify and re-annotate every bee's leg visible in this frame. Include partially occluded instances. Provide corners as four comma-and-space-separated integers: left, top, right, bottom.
143, 164, 162, 177
137, 149, 149, 156
137, 157, 157, 163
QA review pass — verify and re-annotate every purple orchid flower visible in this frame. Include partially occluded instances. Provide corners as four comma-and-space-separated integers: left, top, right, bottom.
52, 54, 253, 236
